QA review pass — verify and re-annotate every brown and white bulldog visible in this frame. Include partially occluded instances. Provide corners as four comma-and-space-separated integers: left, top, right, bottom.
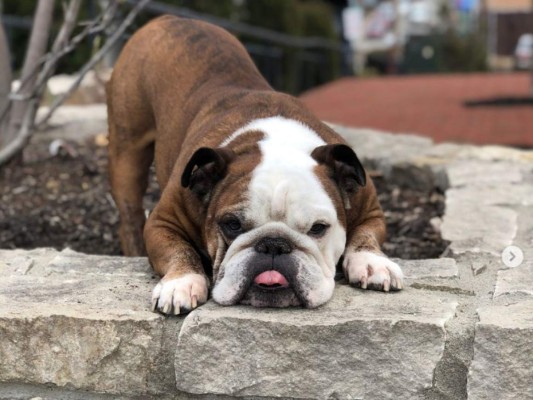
107, 15, 403, 315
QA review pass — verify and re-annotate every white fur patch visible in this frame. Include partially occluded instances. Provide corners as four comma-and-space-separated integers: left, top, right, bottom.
343, 251, 404, 291
151, 273, 208, 315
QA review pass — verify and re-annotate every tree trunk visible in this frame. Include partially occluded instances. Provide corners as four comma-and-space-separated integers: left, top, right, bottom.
0, 21, 12, 138
3, 0, 55, 148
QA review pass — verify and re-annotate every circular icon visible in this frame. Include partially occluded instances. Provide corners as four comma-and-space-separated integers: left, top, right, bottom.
501, 245, 524, 268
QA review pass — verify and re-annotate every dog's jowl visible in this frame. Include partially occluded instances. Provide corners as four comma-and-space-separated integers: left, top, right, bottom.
107, 15, 404, 315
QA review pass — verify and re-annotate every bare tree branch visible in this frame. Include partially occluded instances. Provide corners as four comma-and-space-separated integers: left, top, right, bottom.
0, 22, 12, 135
0, 0, 150, 166
3, 0, 55, 147
36, 0, 150, 127
0, 99, 39, 164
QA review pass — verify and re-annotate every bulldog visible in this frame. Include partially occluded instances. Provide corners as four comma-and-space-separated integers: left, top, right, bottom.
107, 15, 404, 315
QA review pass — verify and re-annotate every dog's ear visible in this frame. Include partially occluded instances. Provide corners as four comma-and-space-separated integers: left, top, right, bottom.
181, 147, 235, 200
312, 144, 366, 197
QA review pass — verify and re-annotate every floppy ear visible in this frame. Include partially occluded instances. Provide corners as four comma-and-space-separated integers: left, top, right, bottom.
181, 147, 235, 200
311, 144, 366, 206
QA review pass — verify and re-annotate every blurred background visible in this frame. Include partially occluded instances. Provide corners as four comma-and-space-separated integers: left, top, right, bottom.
2, 0, 533, 147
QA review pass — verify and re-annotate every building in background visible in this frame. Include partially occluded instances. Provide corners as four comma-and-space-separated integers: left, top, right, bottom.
484, 0, 533, 70
342, 0, 450, 74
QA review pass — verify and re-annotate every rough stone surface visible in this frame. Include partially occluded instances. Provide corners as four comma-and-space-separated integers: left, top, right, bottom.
0, 249, 180, 396
446, 161, 524, 187
446, 185, 533, 207
441, 203, 517, 255
175, 286, 457, 399
494, 262, 533, 298
398, 257, 457, 279
468, 301, 533, 400
36, 104, 107, 142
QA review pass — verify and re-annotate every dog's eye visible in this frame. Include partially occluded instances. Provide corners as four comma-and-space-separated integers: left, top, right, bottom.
308, 223, 329, 236
219, 217, 243, 238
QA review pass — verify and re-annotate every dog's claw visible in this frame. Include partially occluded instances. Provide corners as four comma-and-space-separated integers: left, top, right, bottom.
383, 279, 390, 292
151, 298, 158, 312
360, 276, 368, 289
162, 303, 171, 314
174, 304, 181, 316
191, 294, 198, 309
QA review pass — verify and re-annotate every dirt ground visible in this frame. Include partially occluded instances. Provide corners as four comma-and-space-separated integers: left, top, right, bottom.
0, 138, 449, 260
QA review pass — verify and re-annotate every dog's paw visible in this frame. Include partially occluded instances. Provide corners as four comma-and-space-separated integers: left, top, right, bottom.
343, 251, 404, 291
151, 273, 208, 315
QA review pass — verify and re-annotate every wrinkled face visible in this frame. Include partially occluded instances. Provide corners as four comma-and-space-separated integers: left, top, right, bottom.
206, 117, 347, 308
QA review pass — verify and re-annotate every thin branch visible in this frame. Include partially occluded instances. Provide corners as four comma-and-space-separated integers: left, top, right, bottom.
5, 0, 116, 103
3, 0, 55, 147
36, 0, 150, 127
0, 98, 38, 164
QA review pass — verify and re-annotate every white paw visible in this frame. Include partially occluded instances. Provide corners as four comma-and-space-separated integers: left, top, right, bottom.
151, 273, 209, 315
343, 251, 404, 291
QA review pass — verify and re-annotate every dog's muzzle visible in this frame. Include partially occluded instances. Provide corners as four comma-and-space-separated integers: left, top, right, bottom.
239, 236, 306, 307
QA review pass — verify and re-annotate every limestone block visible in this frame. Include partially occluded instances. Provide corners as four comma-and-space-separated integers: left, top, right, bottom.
44, 248, 152, 277
441, 203, 517, 255
398, 258, 458, 280
446, 161, 523, 188
494, 262, 533, 298
329, 124, 433, 166
175, 286, 457, 399
0, 248, 59, 276
37, 104, 108, 142
468, 301, 533, 400
427, 143, 533, 164
446, 185, 533, 207
0, 253, 179, 396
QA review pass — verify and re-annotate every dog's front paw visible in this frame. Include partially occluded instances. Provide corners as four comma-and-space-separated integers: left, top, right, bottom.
151, 273, 209, 315
343, 251, 404, 291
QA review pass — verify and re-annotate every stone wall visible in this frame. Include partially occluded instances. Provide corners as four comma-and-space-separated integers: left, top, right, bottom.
1, 120, 532, 399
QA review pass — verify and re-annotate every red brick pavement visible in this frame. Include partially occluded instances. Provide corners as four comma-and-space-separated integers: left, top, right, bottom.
300, 73, 533, 147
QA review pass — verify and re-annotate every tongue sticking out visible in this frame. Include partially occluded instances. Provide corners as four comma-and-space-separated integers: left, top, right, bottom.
254, 270, 289, 288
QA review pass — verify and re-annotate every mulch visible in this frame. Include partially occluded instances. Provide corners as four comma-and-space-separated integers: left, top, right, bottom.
0, 138, 448, 260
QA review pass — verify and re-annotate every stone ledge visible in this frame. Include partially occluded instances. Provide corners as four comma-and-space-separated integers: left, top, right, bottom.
0, 249, 180, 397
176, 287, 457, 399
1, 248, 459, 399
467, 301, 533, 400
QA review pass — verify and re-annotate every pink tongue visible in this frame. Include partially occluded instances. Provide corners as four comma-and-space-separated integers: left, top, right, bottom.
254, 270, 289, 287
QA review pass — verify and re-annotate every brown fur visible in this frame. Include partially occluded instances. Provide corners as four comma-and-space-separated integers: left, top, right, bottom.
107, 15, 386, 284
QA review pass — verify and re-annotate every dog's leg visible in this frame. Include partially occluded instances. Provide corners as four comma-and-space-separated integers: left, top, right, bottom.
108, 124, 154, 257
144, 206, 209, 315
343, 191, 404, 292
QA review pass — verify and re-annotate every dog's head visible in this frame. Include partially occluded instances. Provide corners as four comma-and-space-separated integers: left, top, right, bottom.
181, 117, 366, 308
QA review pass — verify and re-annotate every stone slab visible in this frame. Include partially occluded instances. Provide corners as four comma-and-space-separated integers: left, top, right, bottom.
397, 258, 458, 279
494, 262, 533, 298
426, 143, 533, 164
441, 203, 517, 255
0, 250, 180, 397
330, 124, 434, 165
175, 286, 457, 400
0, 248, 59, 276
446, 185, 533, 207
467, 301, 533, 400
446, 161, 523, 188
36, 104, 108, 142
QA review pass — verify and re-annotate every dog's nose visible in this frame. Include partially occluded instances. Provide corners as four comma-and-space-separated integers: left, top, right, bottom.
254, 237, 292, 255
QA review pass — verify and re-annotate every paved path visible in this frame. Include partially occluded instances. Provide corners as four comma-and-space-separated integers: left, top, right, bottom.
301, 72, 533, 147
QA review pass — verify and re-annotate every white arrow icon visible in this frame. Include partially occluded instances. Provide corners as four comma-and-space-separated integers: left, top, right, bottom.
502, 246, 523, 268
